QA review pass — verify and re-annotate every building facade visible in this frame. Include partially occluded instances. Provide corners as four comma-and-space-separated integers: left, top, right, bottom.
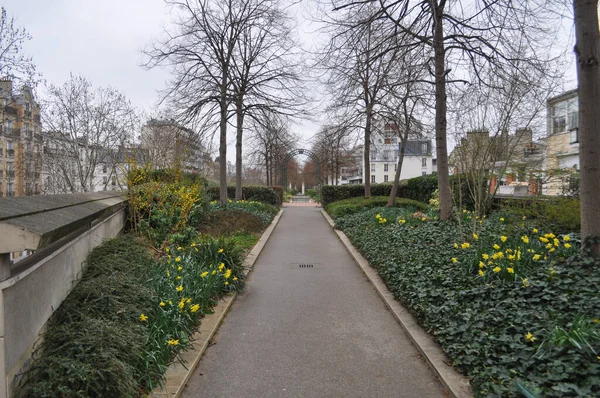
368, 122, 434, 184
543, 89, 579, 195
140, 119, 209, 176
0, 79, 43, 197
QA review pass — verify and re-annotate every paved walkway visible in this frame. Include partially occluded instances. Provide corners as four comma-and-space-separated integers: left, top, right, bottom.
181, 207, 445, 398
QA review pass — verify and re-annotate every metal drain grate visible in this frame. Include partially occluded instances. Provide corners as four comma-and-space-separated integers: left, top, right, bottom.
289, 262, 321, 269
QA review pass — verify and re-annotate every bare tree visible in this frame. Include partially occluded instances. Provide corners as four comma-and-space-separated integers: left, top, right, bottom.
247, 112, 296, 186
330, 0, 565, 220
0, 7, 37, 85
573, 0, 600, 256
230, 0, 305, 199
145, 0, 260, 204
317, 3, 402, 196
42, 75, 137, 193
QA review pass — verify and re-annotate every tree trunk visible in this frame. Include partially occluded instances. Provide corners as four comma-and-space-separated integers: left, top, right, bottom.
235, 99, 244, 200
574, 0, 600, 256
219, 74, 228, 205
388, 114, 410, 206
364, 109, 373, 196
433, 4, 452, 220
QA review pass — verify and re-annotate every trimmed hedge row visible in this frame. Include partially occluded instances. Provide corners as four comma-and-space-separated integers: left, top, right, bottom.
325, 196, 429, 219
321, 175, 439, 207
320, 174, 475, 210
206, 186, 281, 206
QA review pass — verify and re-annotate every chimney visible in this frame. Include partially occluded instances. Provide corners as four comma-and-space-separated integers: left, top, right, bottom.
0, 78, 13, 98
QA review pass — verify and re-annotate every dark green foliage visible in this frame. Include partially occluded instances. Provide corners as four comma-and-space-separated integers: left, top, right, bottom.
306, 188, 320, 202
269, 186, 284, 204
16, 236, 157, 397
320, 175, 443, 207
205, 186, 281, 205
336, 209, 600, 397
496, 197, 581, 233
325, 196, 429, 219
16, 234, 248, 398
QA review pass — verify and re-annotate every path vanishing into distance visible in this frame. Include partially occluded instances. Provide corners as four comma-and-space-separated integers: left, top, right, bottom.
181, 204, 445, 398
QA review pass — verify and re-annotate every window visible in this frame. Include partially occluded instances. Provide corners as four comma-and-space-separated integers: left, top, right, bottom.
421, 142, 428, 154
422, 158, 427, 167
384, 138, 391, 144
383, 150, 390, 160
553, 115, 566, 134
25, 102, 30, 113
103, 165, 108, 173
103, 176, 108, 184
371, 175, 375, 183
370, 150, 377, 161
394, 163, 397, 171
422, 172, 427, 176
384, 175, 388, 182
384, 164, 389, 172
370, 163, 376, 172
569, 128, 579, 144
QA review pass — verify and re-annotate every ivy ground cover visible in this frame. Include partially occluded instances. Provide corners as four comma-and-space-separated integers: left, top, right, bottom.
334, 207, 600, 397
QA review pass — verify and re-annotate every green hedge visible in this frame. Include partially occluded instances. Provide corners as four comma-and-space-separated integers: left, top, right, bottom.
206, 186, 281, 206
129, 168, 208, 186
320, 174, 478, 210
325, 196, 429, 219
495, 197, 581, 233
269, 186, 284, 204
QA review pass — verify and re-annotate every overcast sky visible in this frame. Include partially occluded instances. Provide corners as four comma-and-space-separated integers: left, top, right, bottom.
3, 0, 580, 161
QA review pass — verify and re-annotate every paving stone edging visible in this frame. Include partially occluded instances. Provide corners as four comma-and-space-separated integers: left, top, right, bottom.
321, 210, 474, 398
151, 208, 285, 398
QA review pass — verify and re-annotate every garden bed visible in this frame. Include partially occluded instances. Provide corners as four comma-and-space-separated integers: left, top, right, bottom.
334, 207, 600, 397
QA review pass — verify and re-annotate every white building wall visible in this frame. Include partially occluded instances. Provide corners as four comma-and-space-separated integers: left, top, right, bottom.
368, 156, 433, 184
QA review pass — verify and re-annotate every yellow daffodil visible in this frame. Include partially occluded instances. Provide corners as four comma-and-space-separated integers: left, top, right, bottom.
421, 217, 426, 221
225, 281, 229, 286
399, 219, 406, 224
522, 216, 526, 220
521, 236, 529, 244
478, 270, 485, 277
178, 300, 185, 309
177, 246, 182, 250
224, 269, 232, 279
493, 244, 500, 250
563, 235, 571, 242
218, 248, 224, 253
201, 271, 209, 278
564, 243, 572, 249
159, 301, 166, 307
167, 339, 179, 346
177, 266, 183, 271
493, 266, 501, 273
454, 243, 459, 249
463, 209, 467, 213
219, 263, 225, 271
546, 243, 553, 249
473, 233, 479, 240
212, 270, 217, 275
461, 242, 471, 249
451, 258, 458, 263
508, 254, 516, 261
533, 228, 538, 233
191, 243, 196, 247
500, 217, 505, 222
482, 253, 489, 260
176, 276, 181, 280
496, 252, 504, 259
190, 304, 200, 313
176, 285, 183, 292
175, 257, 181, 262
478, 261, 485, 268
553, 238, 560, 247
233, 277, 238, 281
500, 236, 508, 242
539, 236, 549, 243
507, 267, 514, 274
165, 247, 170, 253
525, 332, 536, 342
549, 248, 556, 253
522, 278, 530, 287
139, 314, 148, 321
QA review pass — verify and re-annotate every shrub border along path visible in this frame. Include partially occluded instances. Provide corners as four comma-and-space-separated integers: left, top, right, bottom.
151, 208, 284, 398
320, 210, 474, 398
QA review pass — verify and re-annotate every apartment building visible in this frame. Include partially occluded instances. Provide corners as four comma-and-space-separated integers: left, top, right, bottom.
543, 89, 580, 195
367, 122, 434, 184
140, 119, 209, 176
0, 79, 43, 196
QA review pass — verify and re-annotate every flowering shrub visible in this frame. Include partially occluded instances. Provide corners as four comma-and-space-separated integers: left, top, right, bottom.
335, 207, 600, 397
